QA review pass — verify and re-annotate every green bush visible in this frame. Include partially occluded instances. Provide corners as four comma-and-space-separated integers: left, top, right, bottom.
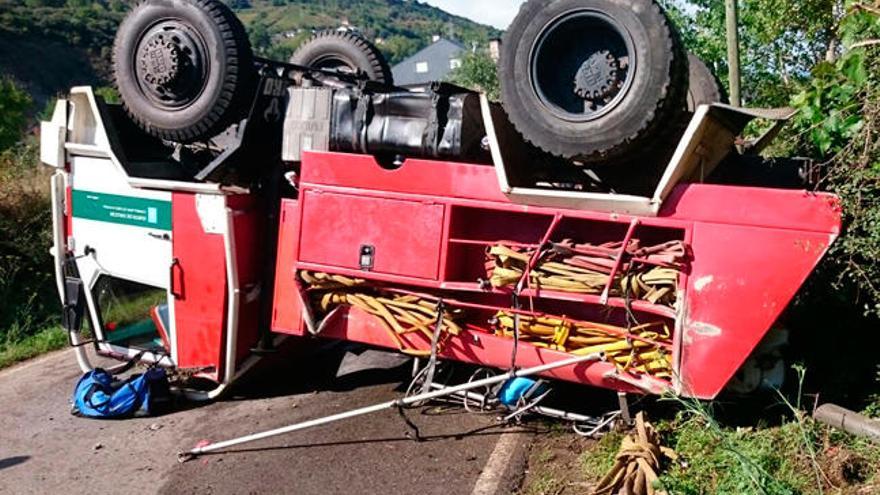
790, 3, 880, 318
0, 327, 66, 369
0, 141, 58, 349
446, 51, 500, 100
0, 79, 32, 152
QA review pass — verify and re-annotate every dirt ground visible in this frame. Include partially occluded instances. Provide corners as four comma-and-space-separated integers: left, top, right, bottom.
518, 428, 601, 495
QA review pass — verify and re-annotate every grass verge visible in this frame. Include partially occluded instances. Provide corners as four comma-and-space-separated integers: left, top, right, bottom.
520, 396, 880, 495
1, 140, 62, 370
655, 413, 880, 495
0, 326, 67, 370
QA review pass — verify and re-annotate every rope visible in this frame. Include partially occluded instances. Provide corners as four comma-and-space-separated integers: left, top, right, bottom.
486, 240, 687, 307
592, 412, 678, 495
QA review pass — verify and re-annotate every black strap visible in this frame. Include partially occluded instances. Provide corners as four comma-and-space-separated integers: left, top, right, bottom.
509, 292, 521, 371
83, 381, 112, 411
419, 300, 445, 396
110, 351, 147, 376
353, 92, 372, 154
397, 405, 423, 442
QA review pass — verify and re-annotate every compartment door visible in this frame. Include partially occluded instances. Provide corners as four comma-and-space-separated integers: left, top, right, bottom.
298, 191, 445, 280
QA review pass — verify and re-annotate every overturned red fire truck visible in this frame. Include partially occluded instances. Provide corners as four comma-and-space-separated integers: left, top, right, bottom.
41, 0, 840, 417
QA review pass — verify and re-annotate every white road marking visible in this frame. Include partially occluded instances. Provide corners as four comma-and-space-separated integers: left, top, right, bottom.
471, 431, 525, 495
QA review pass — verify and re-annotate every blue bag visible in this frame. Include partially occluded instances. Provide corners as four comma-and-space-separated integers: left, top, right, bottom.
498, 377, 549, 407
72, 367, 169, 419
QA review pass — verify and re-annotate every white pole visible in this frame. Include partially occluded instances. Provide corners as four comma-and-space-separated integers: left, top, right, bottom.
222, 206, 241, 385
51, 172, 93, 373
425, 382, 599, 424
180, 353, 603, 460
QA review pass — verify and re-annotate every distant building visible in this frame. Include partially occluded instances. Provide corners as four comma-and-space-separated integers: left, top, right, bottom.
391, 37, 467, 87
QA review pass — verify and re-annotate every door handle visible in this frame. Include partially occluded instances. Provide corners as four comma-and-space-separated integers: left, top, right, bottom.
170, 258, 183, 299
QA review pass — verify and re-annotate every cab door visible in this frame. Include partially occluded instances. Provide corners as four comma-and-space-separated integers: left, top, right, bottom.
69, 155, 176, 363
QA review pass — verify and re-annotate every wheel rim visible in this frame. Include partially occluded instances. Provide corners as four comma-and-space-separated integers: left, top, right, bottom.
134, 19, 210, 110
529, 10, 636, 122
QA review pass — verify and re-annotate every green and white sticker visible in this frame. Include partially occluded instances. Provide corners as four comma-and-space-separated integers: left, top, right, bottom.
72, 190, 172, 230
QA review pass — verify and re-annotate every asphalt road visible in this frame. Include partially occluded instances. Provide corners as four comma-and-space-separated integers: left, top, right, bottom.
0, 346, 533, 495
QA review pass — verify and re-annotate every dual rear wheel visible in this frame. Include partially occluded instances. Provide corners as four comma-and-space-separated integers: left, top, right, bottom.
500, 0, 723, 164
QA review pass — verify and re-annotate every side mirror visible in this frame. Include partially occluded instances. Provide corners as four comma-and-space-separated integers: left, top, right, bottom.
62, 276, 87, 346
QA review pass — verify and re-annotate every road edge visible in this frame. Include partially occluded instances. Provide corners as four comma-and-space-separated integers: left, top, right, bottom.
0, 348, 71, 377
471, 429, 533, 495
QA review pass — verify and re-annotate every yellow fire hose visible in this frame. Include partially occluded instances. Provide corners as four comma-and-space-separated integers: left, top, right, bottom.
318, 291, 463, 357
492, 313, 673, 379
592, 412, 678, 495
486, 241, 685, 307
300, 271, 673, 379
301, 272, 462, 357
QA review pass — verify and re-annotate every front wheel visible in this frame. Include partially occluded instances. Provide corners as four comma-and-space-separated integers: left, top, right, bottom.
113, 0, 256, 143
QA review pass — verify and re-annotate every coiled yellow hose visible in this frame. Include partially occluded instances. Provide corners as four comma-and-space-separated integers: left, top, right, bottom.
301, 271, 673, 379
486, 241, 685, 307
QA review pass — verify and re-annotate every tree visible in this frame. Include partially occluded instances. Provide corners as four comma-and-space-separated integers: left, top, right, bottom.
222, 0, 251, 9
0, 79, 32, 153
247, 14, 274, 56
381, 35, 422, 65
662, 0, 842, 107
789, 1, 880, 317
446, 51, 500, 101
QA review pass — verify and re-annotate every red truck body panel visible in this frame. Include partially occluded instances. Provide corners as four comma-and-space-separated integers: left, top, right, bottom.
271, 151, 841, 399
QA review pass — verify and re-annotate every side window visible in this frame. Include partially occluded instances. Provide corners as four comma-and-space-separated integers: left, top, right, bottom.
92, 276, 169, 352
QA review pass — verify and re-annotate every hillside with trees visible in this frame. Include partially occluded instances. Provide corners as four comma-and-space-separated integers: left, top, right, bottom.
0, 0, 498, 106
0, 0, 497, 367
0, 0, 124, 104
237, 0, 500, 63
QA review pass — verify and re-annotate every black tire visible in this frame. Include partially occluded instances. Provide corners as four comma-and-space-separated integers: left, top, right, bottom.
114, 0, 255, 143
290, 30, 393, 85
687, 53, 726, 111
500, 0, 688, 163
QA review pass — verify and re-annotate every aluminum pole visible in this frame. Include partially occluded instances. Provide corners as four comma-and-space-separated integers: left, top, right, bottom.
179, 352, 603, 461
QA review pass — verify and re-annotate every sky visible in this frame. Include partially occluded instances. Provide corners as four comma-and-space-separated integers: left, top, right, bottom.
422, 0, 525, 29
422, 0, 697, 29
